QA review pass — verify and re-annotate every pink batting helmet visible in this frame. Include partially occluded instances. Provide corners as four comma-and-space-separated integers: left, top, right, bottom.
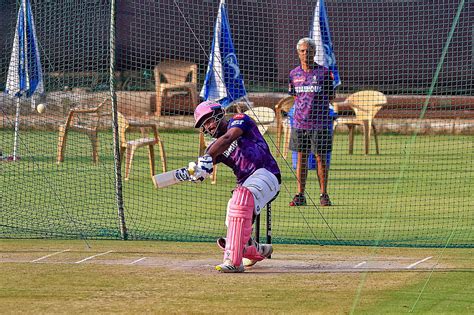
193, 101, 224, 128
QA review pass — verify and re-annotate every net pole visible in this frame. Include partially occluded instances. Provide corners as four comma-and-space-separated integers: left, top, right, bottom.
109, 0, 128, 240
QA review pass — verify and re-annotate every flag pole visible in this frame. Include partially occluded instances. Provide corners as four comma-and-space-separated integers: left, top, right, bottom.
12, 98, 21, 160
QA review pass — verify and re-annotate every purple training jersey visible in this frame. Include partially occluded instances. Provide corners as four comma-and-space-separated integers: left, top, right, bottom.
289, 65, 335, 130
209, 113, 280, 185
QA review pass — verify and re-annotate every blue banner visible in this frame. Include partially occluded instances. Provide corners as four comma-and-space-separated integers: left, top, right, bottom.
6, 0, 44, 98
200, 1, 247, 108
310, 0, 341, 88
5, 0, 44, 160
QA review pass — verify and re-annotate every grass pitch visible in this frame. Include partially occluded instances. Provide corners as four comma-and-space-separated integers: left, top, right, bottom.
1, 130, 472, 247
1, 240, 473, 314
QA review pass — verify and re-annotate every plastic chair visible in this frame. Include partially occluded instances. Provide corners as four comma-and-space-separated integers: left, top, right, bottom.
274, 96, 294, 158
118, 112, 167, 180
333, 90, 387, 155
243, 107, 275, 136
153, 60, 198, 117
57, 99, 108, 163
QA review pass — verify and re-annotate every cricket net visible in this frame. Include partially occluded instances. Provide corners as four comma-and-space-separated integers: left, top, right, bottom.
0, 0, 472, 247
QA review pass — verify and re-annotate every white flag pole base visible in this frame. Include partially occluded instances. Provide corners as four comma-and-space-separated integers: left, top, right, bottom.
12, 97, 21, 161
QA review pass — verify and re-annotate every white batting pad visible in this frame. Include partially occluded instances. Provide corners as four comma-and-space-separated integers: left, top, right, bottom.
242, 168, 280, 215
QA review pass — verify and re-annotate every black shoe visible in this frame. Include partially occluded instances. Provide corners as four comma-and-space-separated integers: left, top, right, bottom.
289, 193, 306, 206
320, 193, 332, 206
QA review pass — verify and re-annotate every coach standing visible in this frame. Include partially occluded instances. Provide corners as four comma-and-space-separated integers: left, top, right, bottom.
288, 37, 335, 207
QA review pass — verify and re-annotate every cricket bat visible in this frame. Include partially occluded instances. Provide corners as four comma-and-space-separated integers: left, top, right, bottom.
152, 164, 195, 188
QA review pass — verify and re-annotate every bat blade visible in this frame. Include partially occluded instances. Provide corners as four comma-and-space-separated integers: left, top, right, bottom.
152, 167, 192, 188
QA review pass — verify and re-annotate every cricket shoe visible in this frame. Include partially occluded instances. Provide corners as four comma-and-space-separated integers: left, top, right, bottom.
216, 238, 272, 268
256, 243, 273, 258
215, 259, 245, 273
289, 193, 306, 206
243, 244, 273, 268
242, 258, 258, 267
217, 238, 256, 267
243, 240, 273, 268
216, 237, 260, 268
320, 193, 332, 206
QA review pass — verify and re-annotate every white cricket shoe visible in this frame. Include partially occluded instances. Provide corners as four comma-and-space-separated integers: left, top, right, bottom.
257, 243, 273, 258
243, 243, 273, 268
217, 237, 273, 257
243, 258, 258, 267
215, 259, 245, 273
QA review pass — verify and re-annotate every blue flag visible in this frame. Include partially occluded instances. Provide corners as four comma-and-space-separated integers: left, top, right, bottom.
310, 0, 341, 88
5, 0, 43, 160
6, 0, 44, 98
200, 0, 247, 108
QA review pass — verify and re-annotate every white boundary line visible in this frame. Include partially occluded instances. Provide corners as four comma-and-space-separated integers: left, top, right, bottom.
354, 261, 367, 268
129, 257, 147, 265
406, 256, 433, 269
75, 250, 113, 264
31, 249, 71, 263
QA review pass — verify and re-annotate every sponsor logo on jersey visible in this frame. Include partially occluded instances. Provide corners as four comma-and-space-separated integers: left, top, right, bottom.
230, 120, 244, 127
293, 77, 305, 83
233, 113, 245, 119
294, 85, 322, 93
223, 140, 238, 157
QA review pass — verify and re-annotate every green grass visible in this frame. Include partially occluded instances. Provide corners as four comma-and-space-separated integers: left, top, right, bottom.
0, 240, 472, 314
1, 129, 473, 247
362, 271, 474, 314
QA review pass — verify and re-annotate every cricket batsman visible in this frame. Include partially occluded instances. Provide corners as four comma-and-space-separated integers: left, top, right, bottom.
191, 101, 281, 273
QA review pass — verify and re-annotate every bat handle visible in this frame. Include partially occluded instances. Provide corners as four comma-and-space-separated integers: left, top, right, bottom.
188, 162, 197, 176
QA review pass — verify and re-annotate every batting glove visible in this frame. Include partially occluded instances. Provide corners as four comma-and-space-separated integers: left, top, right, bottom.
188, 161, 207, 183
197, 154, 213, 175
